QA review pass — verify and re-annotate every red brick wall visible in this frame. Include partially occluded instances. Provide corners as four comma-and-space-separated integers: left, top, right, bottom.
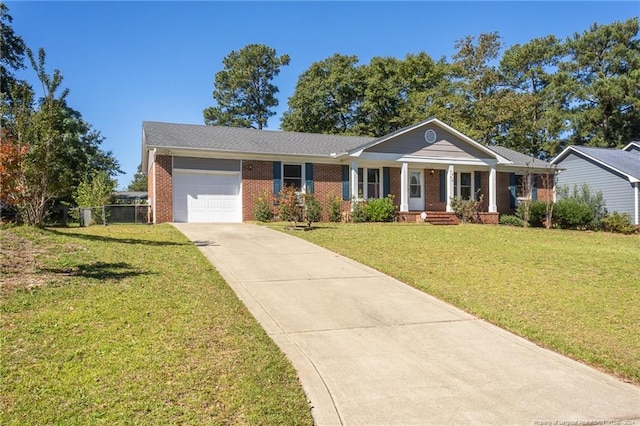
425, 169, 446, 211
535, 174, 554, 203
242, 162, 351, 222
154, 155, 173, 223
242, 160, 274, 221
496, 171, 514, 215
314, 163, 347, 222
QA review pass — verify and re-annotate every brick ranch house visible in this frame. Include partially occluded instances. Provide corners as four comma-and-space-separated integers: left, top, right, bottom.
142, 118, 555, 224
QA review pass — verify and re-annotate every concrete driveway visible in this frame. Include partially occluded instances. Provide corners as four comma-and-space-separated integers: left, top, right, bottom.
173, 223, 640, 425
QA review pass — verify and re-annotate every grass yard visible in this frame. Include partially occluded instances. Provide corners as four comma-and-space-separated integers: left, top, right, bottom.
0, 224, 312, 425
275, 222, 640, 384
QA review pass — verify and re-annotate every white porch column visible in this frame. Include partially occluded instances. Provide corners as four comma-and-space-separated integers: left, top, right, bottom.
446, 164, 454, 212
489, 166, 497, 213
350, 160, 358, 200
400, 162, 409, 212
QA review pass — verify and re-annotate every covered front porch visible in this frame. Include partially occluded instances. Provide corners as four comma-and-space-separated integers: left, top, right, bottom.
344, 160, 502, 224
336, 118, 553, 223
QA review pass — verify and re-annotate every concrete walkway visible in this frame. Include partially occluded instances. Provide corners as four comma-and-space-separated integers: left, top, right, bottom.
173, 223, 640, 425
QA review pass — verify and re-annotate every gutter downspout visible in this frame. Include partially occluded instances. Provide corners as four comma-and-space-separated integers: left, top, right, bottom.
151, 148, 157, 224
635, 182, 639, 226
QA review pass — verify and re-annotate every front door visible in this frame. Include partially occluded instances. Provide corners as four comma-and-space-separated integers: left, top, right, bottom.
409, 169, 424, 211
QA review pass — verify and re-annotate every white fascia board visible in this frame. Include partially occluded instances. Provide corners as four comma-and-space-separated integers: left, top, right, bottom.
623, 142, 640, 152
553, 146, 638, 182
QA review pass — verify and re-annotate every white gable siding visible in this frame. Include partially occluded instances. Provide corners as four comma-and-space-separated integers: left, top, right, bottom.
556, 152, 635, 217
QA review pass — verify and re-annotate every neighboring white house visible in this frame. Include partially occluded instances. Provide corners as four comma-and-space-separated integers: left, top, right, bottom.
551, 143, 640, 225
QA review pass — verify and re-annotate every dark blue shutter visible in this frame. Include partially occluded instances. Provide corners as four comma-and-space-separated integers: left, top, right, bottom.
474, 171, 482, 199
532, 174, 538, 200
342, 165, 350, 200
273, 161, 281, 195
305, 163, 314, 194
509, 172, 516, 209
383, 167, 390, 197
439, 170, 446, 202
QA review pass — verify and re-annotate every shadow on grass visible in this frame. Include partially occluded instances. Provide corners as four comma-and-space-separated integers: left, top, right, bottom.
41, 262, 152, 281
43, 228, 188, 247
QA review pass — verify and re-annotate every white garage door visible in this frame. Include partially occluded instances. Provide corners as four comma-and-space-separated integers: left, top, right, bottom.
173, 172, 241, 223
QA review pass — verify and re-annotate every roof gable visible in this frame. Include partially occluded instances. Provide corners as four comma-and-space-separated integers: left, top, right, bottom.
552, 145, 640, 181
362, 122, 490, 160
623, 141, 640, 154
349, 118, 509, 163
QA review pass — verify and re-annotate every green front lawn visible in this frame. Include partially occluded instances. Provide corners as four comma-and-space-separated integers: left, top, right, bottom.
276, 222, 640, 384
1, 225, 312, 425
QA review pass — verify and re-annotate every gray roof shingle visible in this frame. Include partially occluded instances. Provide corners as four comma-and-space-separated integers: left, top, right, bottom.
571, 146, 640, 180
486, 145, 553, 169
142, 121, 555, 171
143, 121, 374, 157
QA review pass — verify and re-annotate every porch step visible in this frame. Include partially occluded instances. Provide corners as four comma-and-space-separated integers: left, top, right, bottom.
423, 212, 460, 225
398, 211, 460, 225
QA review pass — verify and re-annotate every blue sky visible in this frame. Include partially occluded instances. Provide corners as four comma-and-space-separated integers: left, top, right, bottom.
8, 1, 639, 189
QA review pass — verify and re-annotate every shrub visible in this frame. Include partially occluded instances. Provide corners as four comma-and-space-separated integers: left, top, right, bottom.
450, 193, 483, 223
303, 194, 322, 228
517, 200, 546, 227
277, 185, 303, 225
366, 195, 396, 222
326, 194, 343, 223
350, 199, 369, 223
553, 198, 595, 230
499, 215, 524, 227
556, 183, 606, 230
600, 212, 638, 234
253, 190, 274, 222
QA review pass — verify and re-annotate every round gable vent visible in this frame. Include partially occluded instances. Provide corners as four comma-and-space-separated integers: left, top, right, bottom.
424, 129, 437, 144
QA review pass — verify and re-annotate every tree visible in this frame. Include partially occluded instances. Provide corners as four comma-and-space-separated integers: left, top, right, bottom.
498, 35, 566, 157
1, 48, 120, 225
0, 3, 27, 97
450, 32, 504, 144
561, 18, 640, 147
127, 163, 148, 191
281, 54, 364, 134
0, 135, 28, 208
358, 53, 450, 136
203, 44, 290, 129
400, 56, 466, 132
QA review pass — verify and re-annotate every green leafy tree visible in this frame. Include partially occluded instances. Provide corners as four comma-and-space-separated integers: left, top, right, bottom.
498, 35, 566, 157
0, 4, 27, 98
203, 44, 290, 129
1, 48, 120, 225
73, 171, 116, 207
281, 54, 364, 134
127, 163, 148, 191
358, 53, 451, 136
561, 18, 640, 147
450, 32, 504, 144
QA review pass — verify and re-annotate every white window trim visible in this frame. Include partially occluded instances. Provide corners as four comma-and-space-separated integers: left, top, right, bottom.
357, 167, 383, 199
282, 163, 305, 193
454, 172, 475, 200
